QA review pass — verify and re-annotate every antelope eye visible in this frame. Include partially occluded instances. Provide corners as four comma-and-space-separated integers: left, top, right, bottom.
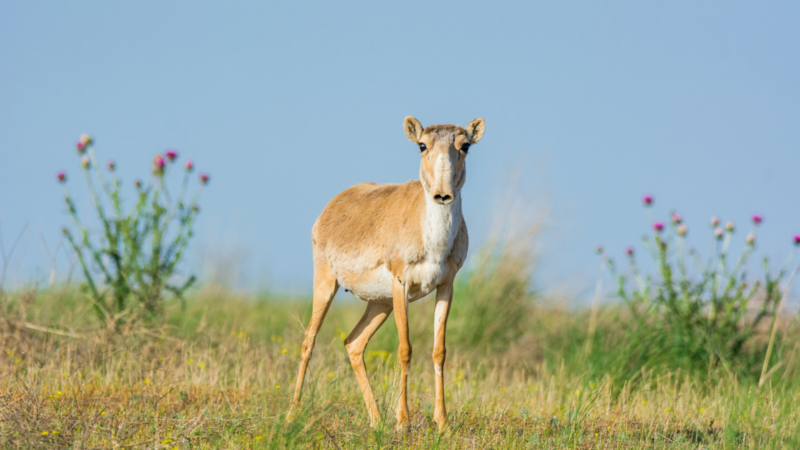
418, 143, 427, 152
461, 143, 471, 153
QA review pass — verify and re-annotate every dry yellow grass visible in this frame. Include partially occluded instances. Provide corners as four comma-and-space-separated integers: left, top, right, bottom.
2, 288, 799, 449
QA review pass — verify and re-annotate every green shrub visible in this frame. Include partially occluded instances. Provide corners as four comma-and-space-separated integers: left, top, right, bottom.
57, 135, 209, 323
598, 195, 799, 383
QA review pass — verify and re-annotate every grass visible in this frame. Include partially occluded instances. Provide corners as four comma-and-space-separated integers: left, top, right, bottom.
2, 284, 800, 449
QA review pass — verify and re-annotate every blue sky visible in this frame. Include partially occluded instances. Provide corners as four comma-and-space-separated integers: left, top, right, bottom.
1, 2, 798, 297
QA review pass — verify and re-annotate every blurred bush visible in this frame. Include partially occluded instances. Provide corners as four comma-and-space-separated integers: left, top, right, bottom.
57, 135, 209, 324
597, 196, 799, 385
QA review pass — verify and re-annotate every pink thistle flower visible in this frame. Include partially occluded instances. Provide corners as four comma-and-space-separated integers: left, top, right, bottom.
752, 214, 763, 225
625, 247, 634, 256
653, 221, 664, 233
185, 159, 194, 172
199, 173, 210, 185
107, 160, 116, 171
671, 212, 682, 224
153, 154, 165, 175
677, 224, 687, 236
642, 194, 653, 206
793, 234, 800, 246
56, 171, 67, 183
165, 149, 178, 162
134, 179, 142, 189
711, 216, 720, 227
714, 227, 724, 239
76, 133, 92, 153
80, 155, 90, 169
746, 232, 755, 245
725, 221, 735, 232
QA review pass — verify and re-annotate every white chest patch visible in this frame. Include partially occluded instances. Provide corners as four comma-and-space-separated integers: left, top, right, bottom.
404, 193, 461, 299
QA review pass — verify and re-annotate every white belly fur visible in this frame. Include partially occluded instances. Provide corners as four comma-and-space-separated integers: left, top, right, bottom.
337, 259, 448, 303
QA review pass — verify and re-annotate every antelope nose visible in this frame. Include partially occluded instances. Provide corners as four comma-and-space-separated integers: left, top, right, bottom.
434, 194, 453, 204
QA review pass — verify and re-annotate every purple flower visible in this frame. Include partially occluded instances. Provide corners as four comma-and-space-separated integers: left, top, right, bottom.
794, 234, 800, 246
153, 154, 165, 175
671, 212, 682, 224
725, 221, 735, 232
80, 155, 90, 169
677, 224, 687, 236
165, 149, 178, 162
714, 227, 724, 240
653, 221, 664, 233
199, 173, 210, 185
185, 159, 194, 172
56, 171, 67, 183
752, 214, 763, 225
711, 216, 720, 227
107, 160, 116, 171
76, 133, 92, 153
746, 232, 755, 245
625, 247, 634, 256
643, 194, 653, 206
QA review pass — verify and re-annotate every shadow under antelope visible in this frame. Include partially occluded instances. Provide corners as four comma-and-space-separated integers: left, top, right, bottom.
289, 116, 485, 432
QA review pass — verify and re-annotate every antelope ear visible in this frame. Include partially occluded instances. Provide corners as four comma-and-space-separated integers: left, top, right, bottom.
403, 116, 424, 143
465, 118, 485, 143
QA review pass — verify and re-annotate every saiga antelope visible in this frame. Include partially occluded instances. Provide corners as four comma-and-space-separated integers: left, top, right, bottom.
289, 116, 485, 432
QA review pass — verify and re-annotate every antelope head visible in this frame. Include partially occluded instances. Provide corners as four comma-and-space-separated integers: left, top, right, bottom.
403, 116, 485, 205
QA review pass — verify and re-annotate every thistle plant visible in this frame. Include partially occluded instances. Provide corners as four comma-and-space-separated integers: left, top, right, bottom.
598, 194, 799, 381
57, 134, 210, 323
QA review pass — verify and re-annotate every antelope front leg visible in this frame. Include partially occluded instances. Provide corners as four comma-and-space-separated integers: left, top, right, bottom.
392, 276, 412, 430
432, 281, 453, 432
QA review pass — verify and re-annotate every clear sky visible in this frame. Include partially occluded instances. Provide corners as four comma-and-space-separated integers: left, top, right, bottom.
1, 2, 798, 297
